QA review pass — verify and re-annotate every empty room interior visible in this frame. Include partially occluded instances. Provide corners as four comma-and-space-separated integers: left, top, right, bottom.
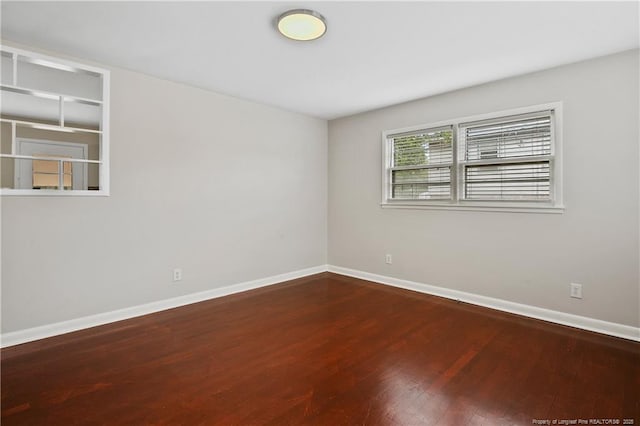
1, 1, 639, 425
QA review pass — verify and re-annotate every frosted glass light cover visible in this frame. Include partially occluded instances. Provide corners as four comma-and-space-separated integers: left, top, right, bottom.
277, 10, 326, 41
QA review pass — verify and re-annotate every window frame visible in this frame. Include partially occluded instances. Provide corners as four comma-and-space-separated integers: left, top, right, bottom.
381, 102, 564, 213
387, 124, 455, 202
0, 45, 110, 197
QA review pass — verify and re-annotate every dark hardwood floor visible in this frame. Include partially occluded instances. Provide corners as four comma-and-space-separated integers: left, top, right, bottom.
2, 272, 639, 425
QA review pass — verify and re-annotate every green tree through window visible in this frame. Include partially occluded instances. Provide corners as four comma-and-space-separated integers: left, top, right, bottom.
391, 128, 453, 199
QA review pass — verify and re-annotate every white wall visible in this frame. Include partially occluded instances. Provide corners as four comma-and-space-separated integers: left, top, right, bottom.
2, 45, 638, 337
1, 45, 328, 333
328, 49, 639, 327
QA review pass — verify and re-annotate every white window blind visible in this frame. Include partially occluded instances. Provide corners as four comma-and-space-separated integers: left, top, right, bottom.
382, 104, 562, 212
460, 112, 553, 201
389, 126, 453, 200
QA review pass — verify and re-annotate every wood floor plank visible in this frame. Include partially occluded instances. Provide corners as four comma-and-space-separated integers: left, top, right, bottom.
2, 272, 638, 425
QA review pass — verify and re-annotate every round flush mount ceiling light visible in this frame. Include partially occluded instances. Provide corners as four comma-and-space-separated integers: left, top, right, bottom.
277, 9, 327, 41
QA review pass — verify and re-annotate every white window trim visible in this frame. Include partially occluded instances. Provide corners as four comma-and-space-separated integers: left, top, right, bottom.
0, 45, 110, 197
381, 102, 564, 214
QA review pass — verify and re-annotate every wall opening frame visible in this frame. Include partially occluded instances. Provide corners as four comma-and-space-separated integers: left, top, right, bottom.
0, 45, 110, 196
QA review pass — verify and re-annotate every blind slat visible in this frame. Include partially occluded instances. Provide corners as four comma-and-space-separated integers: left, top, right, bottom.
387, 109, 555, 203
390, 127, 454, 200
465, 116, 552, 162
391, 166, 451, 200
462, 112, 552, 201
465, 161, 550, 201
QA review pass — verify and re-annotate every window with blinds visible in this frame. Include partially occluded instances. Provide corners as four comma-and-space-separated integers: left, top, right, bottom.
388, 126, 453, 200
460, 112, 553, 201
32, 155, 73, 190
382, 104, 562, 212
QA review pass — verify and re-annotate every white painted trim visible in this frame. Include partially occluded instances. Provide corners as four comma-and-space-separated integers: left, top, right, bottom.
4, 264, 637, 347
0, 44, 110, 197
0, 265, 327, 348
380, 202, 565, 214
100, 69, 110, 196
327, 265, 640, 342
1, 44, 109, 76
381, 102, 564, 212
0, 189, 108, 197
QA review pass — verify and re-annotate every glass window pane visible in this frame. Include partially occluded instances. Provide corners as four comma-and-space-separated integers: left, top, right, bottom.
393, 129, 453, 167
1, 51, 14, 85
465, 162, 551, 200
64, 100, 101, 130
87, 162, 100, 191
1, 156, 16, 189
1, 121, 12, 155
16, 57, 102, 101
465, 116, 552, 161
15, 124, 100, 162
1, 87, 60, 124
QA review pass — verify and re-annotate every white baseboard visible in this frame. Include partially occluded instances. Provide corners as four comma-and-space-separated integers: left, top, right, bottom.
328, 265, 640, 342
0, 265, 327, 348
4, 264, 638, 348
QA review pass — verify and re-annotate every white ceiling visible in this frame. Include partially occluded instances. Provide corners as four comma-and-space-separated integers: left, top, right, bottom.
1, 1, 638, 120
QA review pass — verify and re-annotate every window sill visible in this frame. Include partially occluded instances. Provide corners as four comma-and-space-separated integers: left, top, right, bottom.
380, 201, 564, 214
0, 189, 110, 197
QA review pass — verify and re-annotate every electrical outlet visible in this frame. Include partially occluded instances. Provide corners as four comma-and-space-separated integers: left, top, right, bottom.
385, 254, 392, 264
173, 268, 183, 282
570, 283, 582, 299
